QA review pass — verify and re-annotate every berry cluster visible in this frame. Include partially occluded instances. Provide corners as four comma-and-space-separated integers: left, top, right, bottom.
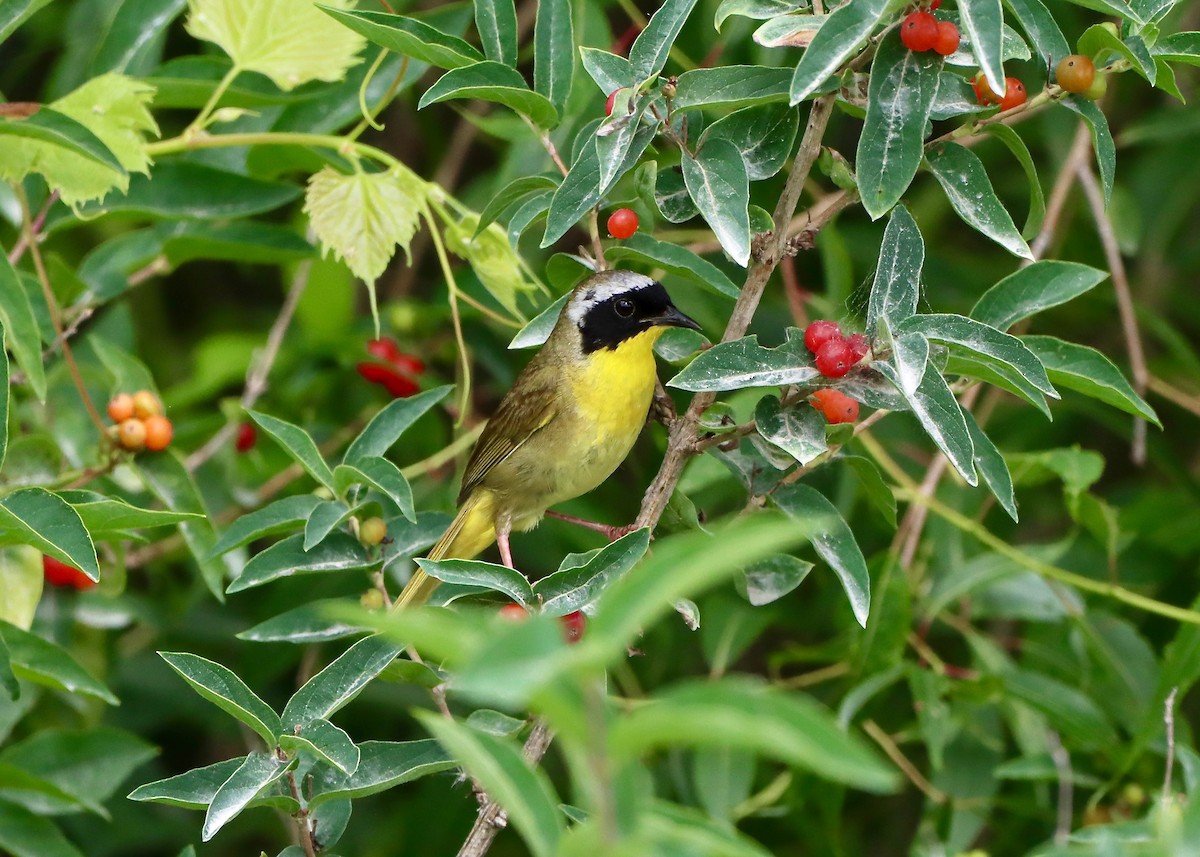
607, 208, 639, 239
900, 5, 959, 56
107, 390, 173, 453
43, 555, 96, 590
810, 389, 860, 425
804, 320, 868, 379
499, 604, 587, 643
973, 72, 1027, 111
357, 337, 425, 398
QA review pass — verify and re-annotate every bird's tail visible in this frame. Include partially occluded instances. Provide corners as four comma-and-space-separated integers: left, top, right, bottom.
392, 490, 496, 609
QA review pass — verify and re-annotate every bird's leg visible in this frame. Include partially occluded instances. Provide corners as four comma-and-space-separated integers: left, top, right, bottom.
545, 510, 641, 542
496, 514, 515, 568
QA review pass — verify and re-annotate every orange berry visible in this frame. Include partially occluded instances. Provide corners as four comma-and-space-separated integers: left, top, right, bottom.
132, 390, 162, 419
932, 21, 960, 56
606, 208, 639, 239
974, 72, 1002, 105
118, 418, 147, 451
1056, 54, 1096, 93
143, 415, 173, 451
107, 393, 134, 423
999, 77, 1027, 111
498, 603, 529, 621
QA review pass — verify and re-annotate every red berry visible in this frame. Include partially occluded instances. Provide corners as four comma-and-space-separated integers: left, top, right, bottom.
900, 11, 938, 52
606, 208, 639, 239
391, 353, 426, 376
235, 422, 257, 453
356, 362, 420, 398
999, 77, 1026, 111
974, 72, 1002, 105
803, 320, 842, 354
143, 415, 173, 452
846, 333, 869, 363
560, 610, 587, 643
932, 20, 960, 56
929, 0, 942, 8
1056, 55, 1096, 93
367, 337, 403, 364
811, 389, 860, 425
42, 555, 95, 590
107, 393, 134, 423
499, 603, 528, 622
814, 338, 854, 378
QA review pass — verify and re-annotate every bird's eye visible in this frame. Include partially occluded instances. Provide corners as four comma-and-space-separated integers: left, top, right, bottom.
614, 298, 635, 318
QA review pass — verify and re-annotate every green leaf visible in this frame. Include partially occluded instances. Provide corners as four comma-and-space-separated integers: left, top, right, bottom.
754, 395, 827, 465
773, 483, 871, 627
238, 601, 368, 644
1078, 23, 1155, 83
476, 175, 558, 235
629, 0, 700, 80
246, 409, 335, 492
963, 411, 1018, 522
1002, 669, 1116, 750
682, 137, 751, 267
303, 165, 425, 286
420, 62, 558, 128
925, 142, 1033, 259
509, 294, 569, 349
226, 532, 374, 594
1002, 0, 1069, 61
540, 120, 602, 247
334, 457, 414, 521
416, 713, 562, 857
533, 0, 573, 116
319, 8, 482, 69
161, 221, 314, 268
278, 719, 359, 776
128, 758, 243, 809
282, 635, 401, 728
343, 385, 450, 463
716, 0, 807, 29
789, 0, 890, 104
737, 554, 813, 606
842, 456, 898, 528
51, 73, 158, 177
959, 0, 1004, 94
674, 66, 793, 112
896, 314, 1055, 396
1153, 31, 1200, 66
856, 35, 942, 220
1059, 96, 1115, 207
159, 652, 281, 746
187, 0, 364, 90
971, 260, 1107, 331
202, 751, 289, 841
0, 488, 98, 582
0, 621, 116, 703
0, 0, 55, 43
0, 254, 45, 402
605, 232, 739, 299
209, 495, 323, 557
609, 678, 898, 792
701, 103, 799, 181
301, 500, 349, 551
866, 204, 923, 335
668, 329, 816, 391
0, 799, 85, 857
0, 547, 41, 632
596, 96, 657, 195
579, 47, 635, 94
474, 0, 517, 65
60, 491, 200, 539
415, 558, 536, 605
308, 740, 454, 806
532, 529, 651, 615
1022, 335, 1159, 425
0, 108, 126, 206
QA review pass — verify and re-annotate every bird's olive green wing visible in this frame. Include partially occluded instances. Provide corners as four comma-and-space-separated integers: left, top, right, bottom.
457, 381, 558, 504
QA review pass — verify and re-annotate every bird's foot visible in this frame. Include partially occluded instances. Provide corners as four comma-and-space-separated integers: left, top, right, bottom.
545, 510, 642, 542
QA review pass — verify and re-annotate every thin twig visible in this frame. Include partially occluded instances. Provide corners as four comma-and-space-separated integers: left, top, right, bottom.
7, 189, 58, 265
1147, 375, 1200, 418
1162, 687, 1179, 798
862, 719, 947, 804
1047, 731, 1074, 845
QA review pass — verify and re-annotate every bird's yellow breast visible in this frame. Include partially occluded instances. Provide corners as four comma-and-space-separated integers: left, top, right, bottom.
569, 328, 663, 438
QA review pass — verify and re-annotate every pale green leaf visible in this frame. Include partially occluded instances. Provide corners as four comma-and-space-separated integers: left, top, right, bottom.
50, 73, 159, 176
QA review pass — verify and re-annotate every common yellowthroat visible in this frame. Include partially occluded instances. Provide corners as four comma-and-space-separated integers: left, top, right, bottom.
394, 270, 699, 608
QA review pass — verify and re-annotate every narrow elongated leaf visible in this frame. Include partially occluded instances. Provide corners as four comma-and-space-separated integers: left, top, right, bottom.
970, 261, 1107, 331
344, 385, 451, 463
876, 355, 978, 485
209, 495, 323, 557
60, 491, 199, 539
533, 0, 572, 115
702, 103, 799, 180
474, 0, 517, 65
896, 314, 1055, 395
416, 713, 562, 857
963, 411, 1018, 522
476, 176, 559, 235
682, 137, 751, 266
959, 0, 1004, 93
282, 635, 401, 727
1002, 0, 1069, 61
668, 330, 817, 391
333, 456, 414, 521
238, 601, 368, 644
159, 652, 281, 746
842, 456, 897, 528
629, 0, 700, 80
737, 554, 813, 606
1059, 97, 1114, 206
0, 107, 125, 173
0, 622, 118, 704
227, 533, 373, 594
533, 529, 651, 614
0, 0, 55, 43
579, 47, 635, 93
0, 800, 85, 857
857, 36, 942, 220
605, 232, 739, 298
303, 500, 349, 551
247, 409, 335, 492
1022, 336, 1159, 425
790, 0, 889, 104
610, 678, 898, 792
319, 8, 483, 69
420, 62, 558, 128
674, 66, 792, 112
128, 758, 243, 809
1003, 669, 1116, 750
415, 558, 536, 605
309, 740, 454, 806
773, 484, 871, 627
509, 294, 570, 349
890, 331, 929, 397
0, 488, 98, 582
926, 142, 1032, 259
755, 395, 827, 465
866, 205, 923, 334
278, 719, 359, 776
945, 352, 1051, 416
202, 751, 289, 841
596, 104, 658, 195
1153, 31, 1200, 66
0, 254, 45, 402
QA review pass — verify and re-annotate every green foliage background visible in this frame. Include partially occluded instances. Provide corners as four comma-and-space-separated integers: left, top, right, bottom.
0, 0, 1199, 855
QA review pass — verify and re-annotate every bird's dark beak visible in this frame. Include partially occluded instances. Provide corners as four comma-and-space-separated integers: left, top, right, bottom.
655, 304, 701, 331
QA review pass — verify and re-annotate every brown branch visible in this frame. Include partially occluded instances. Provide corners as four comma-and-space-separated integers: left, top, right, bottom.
862, 719, 947, 804
1147, 375, 1200, 418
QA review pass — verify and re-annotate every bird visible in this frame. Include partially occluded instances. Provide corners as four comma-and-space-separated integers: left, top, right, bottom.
393, 269, 700, 608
